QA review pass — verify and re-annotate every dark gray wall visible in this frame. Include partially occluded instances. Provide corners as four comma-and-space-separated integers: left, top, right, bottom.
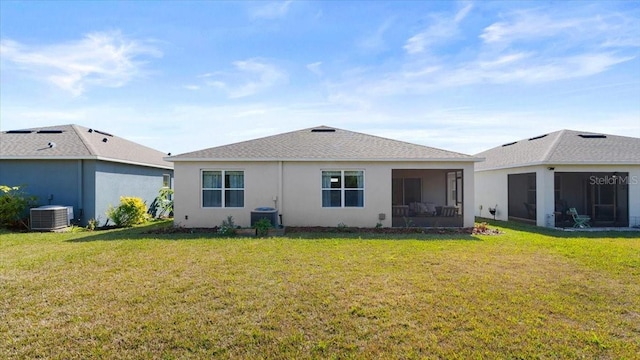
0, 159, 172, 226
0, 159, 82, 220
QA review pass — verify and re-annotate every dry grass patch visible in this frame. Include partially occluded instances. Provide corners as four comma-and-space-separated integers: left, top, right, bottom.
1, 223, 639, 358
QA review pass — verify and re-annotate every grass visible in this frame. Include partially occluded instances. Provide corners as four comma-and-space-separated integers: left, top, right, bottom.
1, 220, 639, 359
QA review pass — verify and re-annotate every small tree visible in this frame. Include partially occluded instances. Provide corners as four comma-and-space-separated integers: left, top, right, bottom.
0, 185, 38, 229
106, 196, 149, 227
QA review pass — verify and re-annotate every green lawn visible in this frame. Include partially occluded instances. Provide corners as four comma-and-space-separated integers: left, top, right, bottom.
1, 221, 639, 359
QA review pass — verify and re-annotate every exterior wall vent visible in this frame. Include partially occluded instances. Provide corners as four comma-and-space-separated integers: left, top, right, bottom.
30, 206, 70, 231
578, 134, 606, 139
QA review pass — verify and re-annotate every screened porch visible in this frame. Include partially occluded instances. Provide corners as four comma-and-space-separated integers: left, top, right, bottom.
391, 169, 464, 227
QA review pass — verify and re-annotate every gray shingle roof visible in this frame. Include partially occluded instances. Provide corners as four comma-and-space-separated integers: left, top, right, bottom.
475, 129, 640, 171
168, 126, 480, 162
0, 124, 172, 169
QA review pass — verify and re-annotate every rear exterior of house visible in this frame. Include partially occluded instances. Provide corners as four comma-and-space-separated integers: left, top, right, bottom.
475, 130, 640, 228
168, 126, 480, 228
0, 125, 173, 226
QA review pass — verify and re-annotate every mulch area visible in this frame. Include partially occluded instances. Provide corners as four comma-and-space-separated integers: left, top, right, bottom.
144, 225, 502, 236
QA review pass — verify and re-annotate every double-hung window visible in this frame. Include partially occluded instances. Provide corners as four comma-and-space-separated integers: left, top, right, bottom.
322, 170, 364, 207
202, 170, 244, 208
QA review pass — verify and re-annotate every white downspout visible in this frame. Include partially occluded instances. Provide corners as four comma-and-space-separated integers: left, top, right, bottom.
78, 160, 83, 222
278, 161, 283, 226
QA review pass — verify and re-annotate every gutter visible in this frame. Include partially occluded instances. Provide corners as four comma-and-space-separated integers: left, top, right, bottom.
0, 155, 173, 170
475, 160, 640, 172
165, 157, 485, 163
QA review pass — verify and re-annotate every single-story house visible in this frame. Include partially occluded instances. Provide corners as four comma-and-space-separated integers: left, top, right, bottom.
0, 124, 173, 226
167, 126, 481, 228
474, 129, 640, 228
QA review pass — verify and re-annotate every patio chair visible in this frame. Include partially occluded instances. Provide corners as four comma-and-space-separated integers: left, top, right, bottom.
568, 208, 590, 228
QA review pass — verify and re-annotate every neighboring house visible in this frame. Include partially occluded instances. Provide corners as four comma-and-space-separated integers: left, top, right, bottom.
475, 130, 640, 228
0, 124, 173, 225
167, 126, 481, 228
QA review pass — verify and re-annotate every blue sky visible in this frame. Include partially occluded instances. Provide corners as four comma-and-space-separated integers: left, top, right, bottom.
1, 0, 639, 155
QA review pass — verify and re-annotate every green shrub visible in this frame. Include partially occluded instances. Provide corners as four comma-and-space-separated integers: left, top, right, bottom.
106, 196, 149, 227
0, 185, 38, 229
218, 215, 237, 236
253, 217, 273, 237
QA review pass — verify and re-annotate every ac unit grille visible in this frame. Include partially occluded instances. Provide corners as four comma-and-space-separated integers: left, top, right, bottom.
30, 207, 69, 230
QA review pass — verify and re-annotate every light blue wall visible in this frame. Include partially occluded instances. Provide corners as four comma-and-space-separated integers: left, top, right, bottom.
94, 161, 172, 226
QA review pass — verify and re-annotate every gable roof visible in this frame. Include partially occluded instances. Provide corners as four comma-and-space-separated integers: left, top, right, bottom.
168, 126, 480, 162
0, 124, 173, 169
475, 129, 640, 171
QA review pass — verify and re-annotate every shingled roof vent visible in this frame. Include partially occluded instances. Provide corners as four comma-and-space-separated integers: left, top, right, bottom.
95, 130, 113, 137
311, 128, 336, 133
37, 130, 64, 134
6, 130, 33, 134
528, 134, 547, 141
502, 141, 517, 147
578, 134, 606, 139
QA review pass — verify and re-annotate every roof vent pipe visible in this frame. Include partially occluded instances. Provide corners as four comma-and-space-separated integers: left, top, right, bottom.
102, 138, 108, 143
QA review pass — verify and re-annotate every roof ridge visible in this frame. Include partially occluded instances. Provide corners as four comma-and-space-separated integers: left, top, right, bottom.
71, 124, 98, 156
540, 129, 566, 163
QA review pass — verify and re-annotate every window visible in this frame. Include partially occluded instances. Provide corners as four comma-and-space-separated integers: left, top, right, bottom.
202, 170, 244, 208
322, 170, 364, 207
162, 174, 171, 188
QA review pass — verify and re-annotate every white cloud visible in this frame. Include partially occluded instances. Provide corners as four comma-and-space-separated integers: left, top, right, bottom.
207, 59, 287, 98
479, 8, 640, 49
306, 62, 323, 76
359, 17, 395, 51
249, 0, 293, 20
0, 31, 161, 96
404, 3, 473, 54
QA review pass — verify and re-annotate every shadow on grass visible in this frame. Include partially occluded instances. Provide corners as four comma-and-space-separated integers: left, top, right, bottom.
66, 221, 220, 242
477, 217, 640, 239
66, 221, 482, 242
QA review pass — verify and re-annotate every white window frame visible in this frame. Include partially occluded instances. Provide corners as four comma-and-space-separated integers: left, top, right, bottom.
162, 174, 171, 188
321, 170, 365, 208
201, 170, 245, 208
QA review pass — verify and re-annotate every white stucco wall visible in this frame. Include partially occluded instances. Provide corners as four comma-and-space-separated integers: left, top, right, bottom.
475, 164, 640, 227
174, 160, 476, 228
